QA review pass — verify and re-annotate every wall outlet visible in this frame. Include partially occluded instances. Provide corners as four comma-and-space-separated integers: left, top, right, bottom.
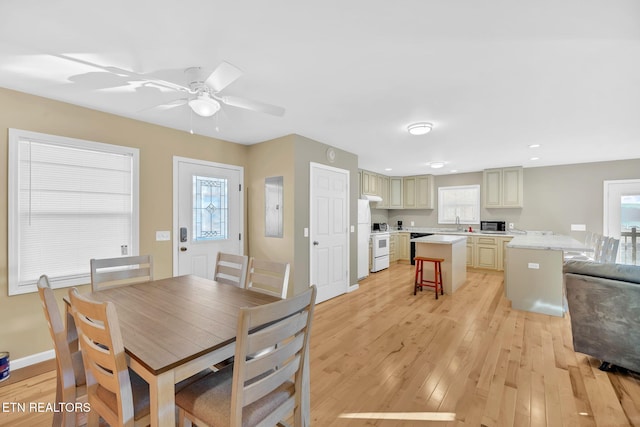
304, 227, 309, 237
350, 225, 355, 233
509, 222, 514, 230
571, 224, 586, 231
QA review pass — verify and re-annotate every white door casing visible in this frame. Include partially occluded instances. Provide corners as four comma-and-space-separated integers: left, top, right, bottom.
604, 179, 640, 237
310, 162, 350, 303
173, 157, 243, 278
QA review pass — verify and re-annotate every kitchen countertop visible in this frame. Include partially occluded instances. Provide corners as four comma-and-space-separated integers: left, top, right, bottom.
410, 235, 468, 244
393, 227, 518, 237
506, 234, 592, 252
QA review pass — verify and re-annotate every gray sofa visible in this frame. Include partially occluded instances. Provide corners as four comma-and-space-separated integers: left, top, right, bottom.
564, 260, 640, 372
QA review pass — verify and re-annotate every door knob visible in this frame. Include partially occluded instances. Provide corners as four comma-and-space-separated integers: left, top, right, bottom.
313, 241, 319, 246
180, 247, 188, 252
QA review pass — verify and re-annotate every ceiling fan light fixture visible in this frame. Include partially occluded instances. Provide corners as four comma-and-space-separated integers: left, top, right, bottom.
188, 93, 221, 117
408, 122, 433, 135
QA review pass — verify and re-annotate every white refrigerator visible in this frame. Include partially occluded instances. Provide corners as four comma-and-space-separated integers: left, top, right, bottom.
357, 199, 371, 279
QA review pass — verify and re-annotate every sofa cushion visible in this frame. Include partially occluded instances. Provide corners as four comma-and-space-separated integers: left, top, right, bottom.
563, 260, 640, 284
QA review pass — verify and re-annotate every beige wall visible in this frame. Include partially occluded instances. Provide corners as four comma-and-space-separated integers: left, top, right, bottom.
0, 87, 248, 359
246, 135, 296, 295
1, 87, 359, 362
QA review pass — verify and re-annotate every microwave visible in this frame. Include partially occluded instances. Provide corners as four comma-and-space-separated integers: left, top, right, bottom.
480, 220, 507, 233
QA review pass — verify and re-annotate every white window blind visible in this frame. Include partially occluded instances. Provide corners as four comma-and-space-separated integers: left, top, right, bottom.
438, 185, 480, 225
8, 129, 139, 295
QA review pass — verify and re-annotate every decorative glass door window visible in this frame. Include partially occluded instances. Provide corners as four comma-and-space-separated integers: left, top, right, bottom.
193, 175, 228, 240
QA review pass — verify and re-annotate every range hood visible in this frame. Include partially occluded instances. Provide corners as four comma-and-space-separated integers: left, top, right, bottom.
360, 195, 383, 202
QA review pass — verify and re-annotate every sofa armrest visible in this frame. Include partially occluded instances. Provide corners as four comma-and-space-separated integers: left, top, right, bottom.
563, 260, 640, 284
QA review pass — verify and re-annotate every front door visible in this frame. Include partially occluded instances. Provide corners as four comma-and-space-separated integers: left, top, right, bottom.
174, 157, 243, 278
310, 162, 349, 303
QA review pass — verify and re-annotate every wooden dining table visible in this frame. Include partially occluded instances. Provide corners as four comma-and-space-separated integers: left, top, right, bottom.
68, 274, 283, 427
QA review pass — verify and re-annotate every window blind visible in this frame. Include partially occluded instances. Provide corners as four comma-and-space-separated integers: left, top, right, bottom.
438, 185, 480, 224
8, 129, 139, 295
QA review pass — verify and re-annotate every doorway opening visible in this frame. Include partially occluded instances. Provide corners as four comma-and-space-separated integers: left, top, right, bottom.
604, 179, 640, 265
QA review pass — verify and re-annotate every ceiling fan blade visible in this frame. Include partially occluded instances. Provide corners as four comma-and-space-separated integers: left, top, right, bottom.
221, 95, 285, 117
205, 61, 243, 93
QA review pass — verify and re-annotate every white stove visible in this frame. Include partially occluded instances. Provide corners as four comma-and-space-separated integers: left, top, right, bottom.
370, 231, 390, 272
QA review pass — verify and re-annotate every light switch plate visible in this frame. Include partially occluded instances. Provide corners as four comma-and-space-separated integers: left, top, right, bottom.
528, 262, 540, 269
156, 231, 171, 241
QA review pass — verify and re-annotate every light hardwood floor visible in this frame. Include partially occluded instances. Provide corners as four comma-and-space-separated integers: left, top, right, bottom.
2, 263, 639, 426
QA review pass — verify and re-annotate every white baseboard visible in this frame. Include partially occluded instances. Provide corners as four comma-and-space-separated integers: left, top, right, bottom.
9, 350, 55, 371
348, 283, 359, 293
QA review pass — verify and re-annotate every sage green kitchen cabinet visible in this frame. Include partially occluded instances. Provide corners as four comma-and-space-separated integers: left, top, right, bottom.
397, 232, 410, 261
483, 166, 523, 208
389, 177, 403, 208
467, 235, 513, 270
389, 232, 397, 262
402, 175, 434, 209
403, 177, 416, 208
415, 175, 434, 209
360, 169, 378, 196
475, 236, 499, 269
377, 174, 389, 208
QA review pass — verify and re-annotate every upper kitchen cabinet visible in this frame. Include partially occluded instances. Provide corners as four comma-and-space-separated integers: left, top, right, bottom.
360, 169, 378, 196
377, 174, 389, 208
483, 166, 523, 208
389, 177, 403, 208
403, 175, 435, 209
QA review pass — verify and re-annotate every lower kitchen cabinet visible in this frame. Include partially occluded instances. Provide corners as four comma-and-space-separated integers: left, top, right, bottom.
389, 233, 397, 262
476, 243, 499, 269
467, 235, 513, 271
466, 242, 474, 267
397, 232, 410, 262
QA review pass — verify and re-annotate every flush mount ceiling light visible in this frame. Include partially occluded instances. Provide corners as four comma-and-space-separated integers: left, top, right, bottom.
188, 93, 221, 117
429, 161, 445, 169
407, 122, 433, 135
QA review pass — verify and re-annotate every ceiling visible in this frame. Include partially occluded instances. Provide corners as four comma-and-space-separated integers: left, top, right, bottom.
1, 1, 639, 176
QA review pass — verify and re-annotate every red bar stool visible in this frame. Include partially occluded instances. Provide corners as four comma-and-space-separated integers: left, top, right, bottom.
414, 256, 444, 299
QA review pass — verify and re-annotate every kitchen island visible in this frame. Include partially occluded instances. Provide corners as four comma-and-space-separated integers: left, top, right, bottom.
505, 234, 592, 317
411, 235, 468, 294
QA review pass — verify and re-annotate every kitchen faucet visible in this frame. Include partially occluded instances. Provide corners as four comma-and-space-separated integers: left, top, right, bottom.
456, 216, 463, 231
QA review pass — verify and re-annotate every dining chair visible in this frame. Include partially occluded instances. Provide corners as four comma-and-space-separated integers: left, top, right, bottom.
245, 257, 291, 299
603, 237, 620, 263
68, 287, 151, 427
214, 252, 249, 288
90, 255, 153, 291
37, 275, 87, 427
176, 285, 317, 427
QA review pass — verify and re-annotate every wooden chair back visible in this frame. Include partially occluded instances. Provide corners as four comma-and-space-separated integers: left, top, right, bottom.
245, 257, 290, 299
231, 285, 317, 426
90, 255, 153, 291
37, 276, 86, 427
214, 252, 249, 288
69, 288, 148, 427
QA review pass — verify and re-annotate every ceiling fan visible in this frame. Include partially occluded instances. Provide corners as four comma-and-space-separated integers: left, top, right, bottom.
149, 62, 285, 118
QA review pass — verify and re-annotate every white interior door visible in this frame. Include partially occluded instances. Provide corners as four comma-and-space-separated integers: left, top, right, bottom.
174, 157, 243, 279
310, 162, 349, 303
